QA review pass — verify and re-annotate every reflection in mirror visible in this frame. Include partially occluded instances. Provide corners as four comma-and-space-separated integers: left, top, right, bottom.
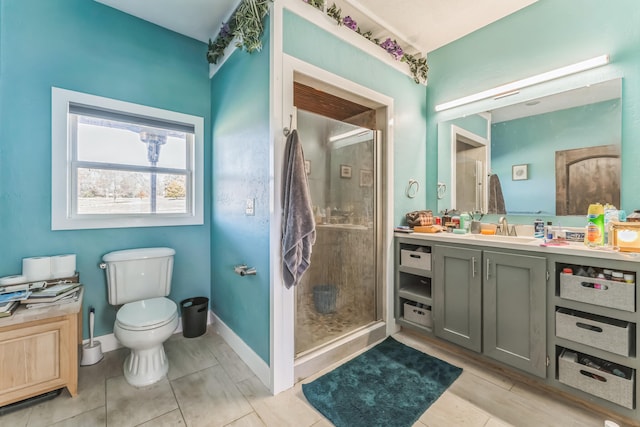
437, 78, 622, 217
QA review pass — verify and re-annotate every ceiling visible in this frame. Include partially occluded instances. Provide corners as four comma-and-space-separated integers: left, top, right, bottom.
95, 0, 537, 54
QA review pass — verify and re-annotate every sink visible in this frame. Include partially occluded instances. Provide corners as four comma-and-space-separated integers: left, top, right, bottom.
469, 234, 539, 244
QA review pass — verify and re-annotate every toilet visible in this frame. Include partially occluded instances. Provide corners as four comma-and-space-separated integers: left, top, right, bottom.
101, 247, 179, 387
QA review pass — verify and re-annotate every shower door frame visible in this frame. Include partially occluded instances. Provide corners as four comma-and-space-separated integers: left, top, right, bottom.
270, 54, 396, 394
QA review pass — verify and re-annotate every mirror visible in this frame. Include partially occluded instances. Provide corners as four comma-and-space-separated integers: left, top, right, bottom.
437, 78, 622, 217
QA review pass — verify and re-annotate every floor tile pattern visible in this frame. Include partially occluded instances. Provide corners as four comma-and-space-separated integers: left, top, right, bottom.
0, 328, 616, 426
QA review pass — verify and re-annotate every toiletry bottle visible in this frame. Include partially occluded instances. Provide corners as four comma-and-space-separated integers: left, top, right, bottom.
534, 219, 544, 238
460, 212, 471, 233
585, 203, 605, 247
545, 221, 553, 241
441, 209, 451, 226
603, 203, 618, 246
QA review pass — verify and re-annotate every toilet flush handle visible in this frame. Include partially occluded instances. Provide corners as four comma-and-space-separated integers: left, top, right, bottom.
99, 262, 107, 270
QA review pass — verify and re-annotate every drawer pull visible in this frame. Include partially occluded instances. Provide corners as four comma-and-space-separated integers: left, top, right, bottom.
580, 281, 609, 290
576, 322, 603, 333
579, 369, 607, 382
409, 254, 422, 259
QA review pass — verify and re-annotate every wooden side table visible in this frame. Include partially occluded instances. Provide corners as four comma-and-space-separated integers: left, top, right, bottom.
0, 287, 83, 406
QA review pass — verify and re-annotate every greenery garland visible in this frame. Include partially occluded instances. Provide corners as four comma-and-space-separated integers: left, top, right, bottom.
207, 0, 272, 65
324, 3, 428, 84
207, 0, 428, 84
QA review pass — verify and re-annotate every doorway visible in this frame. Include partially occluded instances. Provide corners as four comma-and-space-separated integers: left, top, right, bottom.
451, 125, 489, 212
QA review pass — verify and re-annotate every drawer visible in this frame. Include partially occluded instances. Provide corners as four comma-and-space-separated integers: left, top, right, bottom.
556, 309, 631, 356
559, 273, 635, 312
400, 249, 431, 271
403, 302, 432, 327
558, 349, 634, 409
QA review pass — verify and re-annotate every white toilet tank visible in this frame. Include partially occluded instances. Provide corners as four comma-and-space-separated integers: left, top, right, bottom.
102, 247, 175, 305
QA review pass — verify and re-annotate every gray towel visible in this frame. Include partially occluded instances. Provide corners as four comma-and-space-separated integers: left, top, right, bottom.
282, 130, 316, 288
487, 173, 506, 214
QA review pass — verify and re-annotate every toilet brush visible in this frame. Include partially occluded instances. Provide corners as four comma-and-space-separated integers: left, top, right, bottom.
80, 307, 103, 366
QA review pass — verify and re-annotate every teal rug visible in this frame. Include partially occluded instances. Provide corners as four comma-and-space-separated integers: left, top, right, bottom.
302, 337, 462, 427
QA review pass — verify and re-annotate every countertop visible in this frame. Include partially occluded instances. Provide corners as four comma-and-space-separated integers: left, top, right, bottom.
395, 231, 640, 263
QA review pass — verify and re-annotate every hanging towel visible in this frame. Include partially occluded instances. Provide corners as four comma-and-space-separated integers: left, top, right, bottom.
487, 173, 506, 214
282, 130, 316, 289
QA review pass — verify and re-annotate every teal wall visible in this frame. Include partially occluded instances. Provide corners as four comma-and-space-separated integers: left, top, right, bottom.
0, 0, 211, 337
210, 28, 271, 363
492, 99, 621, 215
427, 0, 640, 225
283, 10, 428, 224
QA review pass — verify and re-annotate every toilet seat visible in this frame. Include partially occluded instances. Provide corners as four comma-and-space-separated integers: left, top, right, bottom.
116, 297, 177, 331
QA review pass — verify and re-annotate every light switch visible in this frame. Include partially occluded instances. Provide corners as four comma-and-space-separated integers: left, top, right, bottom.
245, 198, 255, 216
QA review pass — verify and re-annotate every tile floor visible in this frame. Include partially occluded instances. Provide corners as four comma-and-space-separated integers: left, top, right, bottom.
0, 328, 620, 427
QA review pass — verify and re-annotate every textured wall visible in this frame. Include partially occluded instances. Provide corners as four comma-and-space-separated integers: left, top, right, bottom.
210, 27, 272, 363
0, 0, 211, 337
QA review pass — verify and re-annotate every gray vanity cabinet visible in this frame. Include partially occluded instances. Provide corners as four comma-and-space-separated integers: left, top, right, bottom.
434, 245, 547, 378
433, 245, 482, 352
483, 250, 547, 378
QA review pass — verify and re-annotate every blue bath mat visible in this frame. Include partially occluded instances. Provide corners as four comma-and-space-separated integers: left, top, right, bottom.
302, 336, 462, 427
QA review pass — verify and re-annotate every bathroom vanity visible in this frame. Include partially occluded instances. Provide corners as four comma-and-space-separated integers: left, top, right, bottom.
395, 232, 640, 422
0, 286, 83, 407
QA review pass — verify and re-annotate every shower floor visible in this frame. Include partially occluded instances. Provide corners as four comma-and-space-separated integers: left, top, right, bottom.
295, 293, 374, 356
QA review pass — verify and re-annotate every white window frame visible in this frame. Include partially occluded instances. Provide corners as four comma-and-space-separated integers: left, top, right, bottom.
51, 87, 204, 230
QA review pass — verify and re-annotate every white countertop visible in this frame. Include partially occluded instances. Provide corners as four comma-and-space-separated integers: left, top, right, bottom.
395, 231, 640, 263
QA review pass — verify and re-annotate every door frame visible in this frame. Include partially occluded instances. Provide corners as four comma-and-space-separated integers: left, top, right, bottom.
450, 124, 490, 212
270, 50, 395, 393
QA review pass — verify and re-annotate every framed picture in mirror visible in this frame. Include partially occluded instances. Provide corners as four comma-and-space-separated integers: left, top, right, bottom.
512, 164, 528, 181
340, 164, 352, 178
360, 169, 373, 187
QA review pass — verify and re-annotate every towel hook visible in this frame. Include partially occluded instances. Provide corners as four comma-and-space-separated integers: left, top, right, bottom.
283, 114, 293, 137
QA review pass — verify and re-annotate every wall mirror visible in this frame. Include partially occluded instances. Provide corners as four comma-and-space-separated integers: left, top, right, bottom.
437, 77, 622, 217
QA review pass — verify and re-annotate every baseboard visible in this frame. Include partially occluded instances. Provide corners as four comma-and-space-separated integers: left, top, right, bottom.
83, 310, 217, 353
211, 311, 271, 391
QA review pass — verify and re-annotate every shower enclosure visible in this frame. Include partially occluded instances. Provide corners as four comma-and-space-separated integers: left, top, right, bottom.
294, 109, 381, 356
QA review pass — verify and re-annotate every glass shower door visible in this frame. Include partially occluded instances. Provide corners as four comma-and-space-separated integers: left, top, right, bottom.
294, 110, 379, 356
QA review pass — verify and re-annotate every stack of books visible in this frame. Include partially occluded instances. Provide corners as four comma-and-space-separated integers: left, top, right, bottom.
0, 285, 31, 318
22, 282, 82, 309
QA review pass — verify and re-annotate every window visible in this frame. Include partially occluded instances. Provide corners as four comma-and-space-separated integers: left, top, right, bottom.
52, 87, 204, 230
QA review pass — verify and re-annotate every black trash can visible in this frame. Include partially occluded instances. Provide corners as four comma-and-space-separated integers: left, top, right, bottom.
180, 297, 209, 338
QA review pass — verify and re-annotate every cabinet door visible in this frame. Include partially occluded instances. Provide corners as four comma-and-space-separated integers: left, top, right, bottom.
483, 251, 547, 378
434, 245, 482, 352
0, 318, 71, 406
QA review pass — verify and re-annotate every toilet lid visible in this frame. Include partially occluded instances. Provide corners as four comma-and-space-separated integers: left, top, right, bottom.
116, 297, 177, 329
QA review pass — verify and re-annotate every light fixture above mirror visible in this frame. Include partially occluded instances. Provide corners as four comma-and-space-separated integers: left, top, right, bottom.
435, 55, 610, 112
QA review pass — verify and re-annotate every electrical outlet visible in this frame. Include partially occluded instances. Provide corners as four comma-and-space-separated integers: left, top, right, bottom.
245, 198, 255, 216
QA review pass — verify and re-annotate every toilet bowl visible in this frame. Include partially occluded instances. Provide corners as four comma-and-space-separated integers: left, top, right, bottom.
114, 297, 179, 387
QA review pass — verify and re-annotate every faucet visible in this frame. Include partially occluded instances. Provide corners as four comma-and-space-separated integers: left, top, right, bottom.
499, 216, 508, 235
498, 216, 517, 236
